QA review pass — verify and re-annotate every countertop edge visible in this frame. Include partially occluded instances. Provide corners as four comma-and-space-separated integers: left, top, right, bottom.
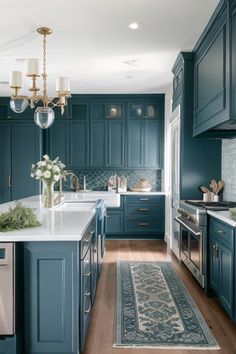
207, 210, 236, 228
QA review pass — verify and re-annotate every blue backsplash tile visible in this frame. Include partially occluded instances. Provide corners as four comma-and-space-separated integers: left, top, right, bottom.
63, 169, 162, 191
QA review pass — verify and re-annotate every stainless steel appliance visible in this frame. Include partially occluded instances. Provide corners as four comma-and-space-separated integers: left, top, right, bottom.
170, 105, 181, 259
0, 243, 15, 335
176, 200, 236, 289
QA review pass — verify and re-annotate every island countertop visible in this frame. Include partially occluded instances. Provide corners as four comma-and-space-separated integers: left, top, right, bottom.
0, 194, 98, 242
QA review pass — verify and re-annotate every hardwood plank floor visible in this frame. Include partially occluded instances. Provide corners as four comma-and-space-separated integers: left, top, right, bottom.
84, 240, 236, 354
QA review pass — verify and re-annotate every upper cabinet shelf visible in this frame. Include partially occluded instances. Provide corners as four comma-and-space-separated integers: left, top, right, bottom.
193, 0, 236, 138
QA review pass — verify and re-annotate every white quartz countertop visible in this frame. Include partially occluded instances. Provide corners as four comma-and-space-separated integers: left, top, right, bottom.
0, 194, 99, 242
207, 210, 236, 228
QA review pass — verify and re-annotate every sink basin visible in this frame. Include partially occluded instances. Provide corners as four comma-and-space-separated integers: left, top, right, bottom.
55, 201, 96, 212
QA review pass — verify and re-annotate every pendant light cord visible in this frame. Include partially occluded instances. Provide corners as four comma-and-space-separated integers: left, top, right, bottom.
42, 33, 47, 107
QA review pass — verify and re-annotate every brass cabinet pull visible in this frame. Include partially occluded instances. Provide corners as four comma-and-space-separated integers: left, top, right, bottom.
138, 223, 149, 226
217, 229, 225, 235
138, 208, 149, 211
8, 175, 12, 188
84, 304, 91, 313
216, 246, 220, 259
85, 291, 90, 296
84, 271, 91, 277
139, 198, 149, 201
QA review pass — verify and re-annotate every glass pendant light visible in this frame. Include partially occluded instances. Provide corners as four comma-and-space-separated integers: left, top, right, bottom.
10, 98, 29, 113
34, 107, 55, 129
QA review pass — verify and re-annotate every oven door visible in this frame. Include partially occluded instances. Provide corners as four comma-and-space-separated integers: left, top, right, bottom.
175, 216, 205, 288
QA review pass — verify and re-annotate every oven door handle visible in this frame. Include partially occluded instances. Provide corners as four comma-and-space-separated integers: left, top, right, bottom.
175, 216, 201, 237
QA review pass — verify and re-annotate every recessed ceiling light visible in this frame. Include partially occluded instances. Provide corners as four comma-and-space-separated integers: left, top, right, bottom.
0, 81, 9, 85
123, 59, 141, 67
128, 22, 143, 30
126, 75, 134, 79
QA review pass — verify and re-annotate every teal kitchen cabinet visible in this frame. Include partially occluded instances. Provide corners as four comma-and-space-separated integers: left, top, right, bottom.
0, 337, 17, 354
0, 122, 11, 203
90, 119, 124, 168
47, 120, 69, 165
128, 102, 160, 119
91, 102, 124, 120
127, 119, 163, 168
69, 120, 89, 168
24, 242, 80, 354
172, 52, 221, 200
0, 121, 42, 203
106, 210, 124, 234
193, 0, 236, 138
210, 218, 234, 318
123, 195, 165, 238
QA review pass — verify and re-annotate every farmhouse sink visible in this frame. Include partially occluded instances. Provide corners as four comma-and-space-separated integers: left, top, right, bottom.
55, 201, 96, 212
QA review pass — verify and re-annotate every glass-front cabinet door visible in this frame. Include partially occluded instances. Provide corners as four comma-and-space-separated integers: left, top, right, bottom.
128, 102, 159, 119
91, 103, 123, 119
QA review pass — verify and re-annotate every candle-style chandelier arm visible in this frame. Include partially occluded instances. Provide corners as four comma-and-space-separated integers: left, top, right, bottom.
9, 26, 71, 129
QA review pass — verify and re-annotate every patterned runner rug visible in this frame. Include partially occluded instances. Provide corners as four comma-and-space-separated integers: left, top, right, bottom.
114, 261, 219, 349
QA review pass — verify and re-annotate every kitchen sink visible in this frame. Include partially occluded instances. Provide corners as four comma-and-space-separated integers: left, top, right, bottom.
55, 201, 96, 212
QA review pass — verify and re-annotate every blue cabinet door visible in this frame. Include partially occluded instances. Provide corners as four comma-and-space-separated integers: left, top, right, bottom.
90, 121, 106, 167
0, 123, 11, 203
193, 4, 228, 136
11, 123, 42, 200
210, 240, 220, 294
69, 121, 89, 168
24, 242, 79, 354
127, 120, 143, 167
143, 120, 162, 168
47, 120, 68, 165
219, 243, 234, 317
106, 211, 123, 234
107, 120, 124, 167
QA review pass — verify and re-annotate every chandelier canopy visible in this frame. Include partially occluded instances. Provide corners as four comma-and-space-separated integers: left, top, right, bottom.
9, 27, 71, 129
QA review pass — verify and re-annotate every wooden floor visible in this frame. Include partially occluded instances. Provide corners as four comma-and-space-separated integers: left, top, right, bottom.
84, 240, 236, 354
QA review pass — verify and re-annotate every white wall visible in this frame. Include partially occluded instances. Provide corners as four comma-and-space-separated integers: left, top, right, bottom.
163, 85, 173, 243
222, 139, 236, 201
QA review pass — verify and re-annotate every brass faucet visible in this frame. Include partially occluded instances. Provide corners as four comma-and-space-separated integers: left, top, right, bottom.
65, 171, 80, 192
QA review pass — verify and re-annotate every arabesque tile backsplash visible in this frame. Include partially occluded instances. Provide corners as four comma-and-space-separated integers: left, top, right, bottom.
63, 169, 162, 192
222, 139, 236, 201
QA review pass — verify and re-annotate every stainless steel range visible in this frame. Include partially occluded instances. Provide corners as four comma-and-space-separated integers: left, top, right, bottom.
175, 200, 236, 289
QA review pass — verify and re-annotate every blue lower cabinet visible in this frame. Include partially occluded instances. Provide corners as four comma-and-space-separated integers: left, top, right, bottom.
210, 218, 234, 319
0, 337, 17, 354
106, 211, 123, 234
106, 195, 165, 239
24, 242, 79, 354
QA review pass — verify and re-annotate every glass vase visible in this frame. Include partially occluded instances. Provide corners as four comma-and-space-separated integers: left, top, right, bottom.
43, 181, 55, 208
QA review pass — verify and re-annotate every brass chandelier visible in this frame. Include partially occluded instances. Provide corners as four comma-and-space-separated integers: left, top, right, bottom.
9, 27, 71, 129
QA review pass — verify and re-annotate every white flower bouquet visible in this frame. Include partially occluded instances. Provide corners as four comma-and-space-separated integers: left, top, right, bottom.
31, 155, 66, 208
31, 155, 66, 183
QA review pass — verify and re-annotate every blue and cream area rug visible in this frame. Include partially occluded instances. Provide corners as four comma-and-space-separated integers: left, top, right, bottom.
114, 261, 219, 350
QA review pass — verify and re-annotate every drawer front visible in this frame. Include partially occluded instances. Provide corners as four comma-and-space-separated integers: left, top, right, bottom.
124, 195, 164, 204
124, 218, 163, 233
210, 218, 234, 249
125, 204, 163, 217
81, 219, 96, 259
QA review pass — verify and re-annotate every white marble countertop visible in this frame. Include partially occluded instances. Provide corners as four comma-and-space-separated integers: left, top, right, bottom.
207, 210, 236, 228
0, 194, 98, 242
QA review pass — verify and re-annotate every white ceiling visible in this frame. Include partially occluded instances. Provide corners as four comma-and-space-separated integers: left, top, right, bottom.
0, 0, 219, 96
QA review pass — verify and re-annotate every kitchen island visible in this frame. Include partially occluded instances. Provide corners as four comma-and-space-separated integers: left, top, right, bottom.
0, 193, 108, 354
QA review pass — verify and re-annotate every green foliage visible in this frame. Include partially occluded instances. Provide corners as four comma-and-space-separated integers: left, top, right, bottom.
0, 202, 41, 232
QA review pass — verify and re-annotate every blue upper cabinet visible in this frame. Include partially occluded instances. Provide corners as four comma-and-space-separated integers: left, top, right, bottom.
193, 0, 236, 138
127, 103, 163, 168
0, 122, 11, 203
91, 102, 124, 120
47, 120, 69, 165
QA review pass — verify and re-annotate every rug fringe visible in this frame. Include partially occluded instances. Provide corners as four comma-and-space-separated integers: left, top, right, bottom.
113, 344, 220, 350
